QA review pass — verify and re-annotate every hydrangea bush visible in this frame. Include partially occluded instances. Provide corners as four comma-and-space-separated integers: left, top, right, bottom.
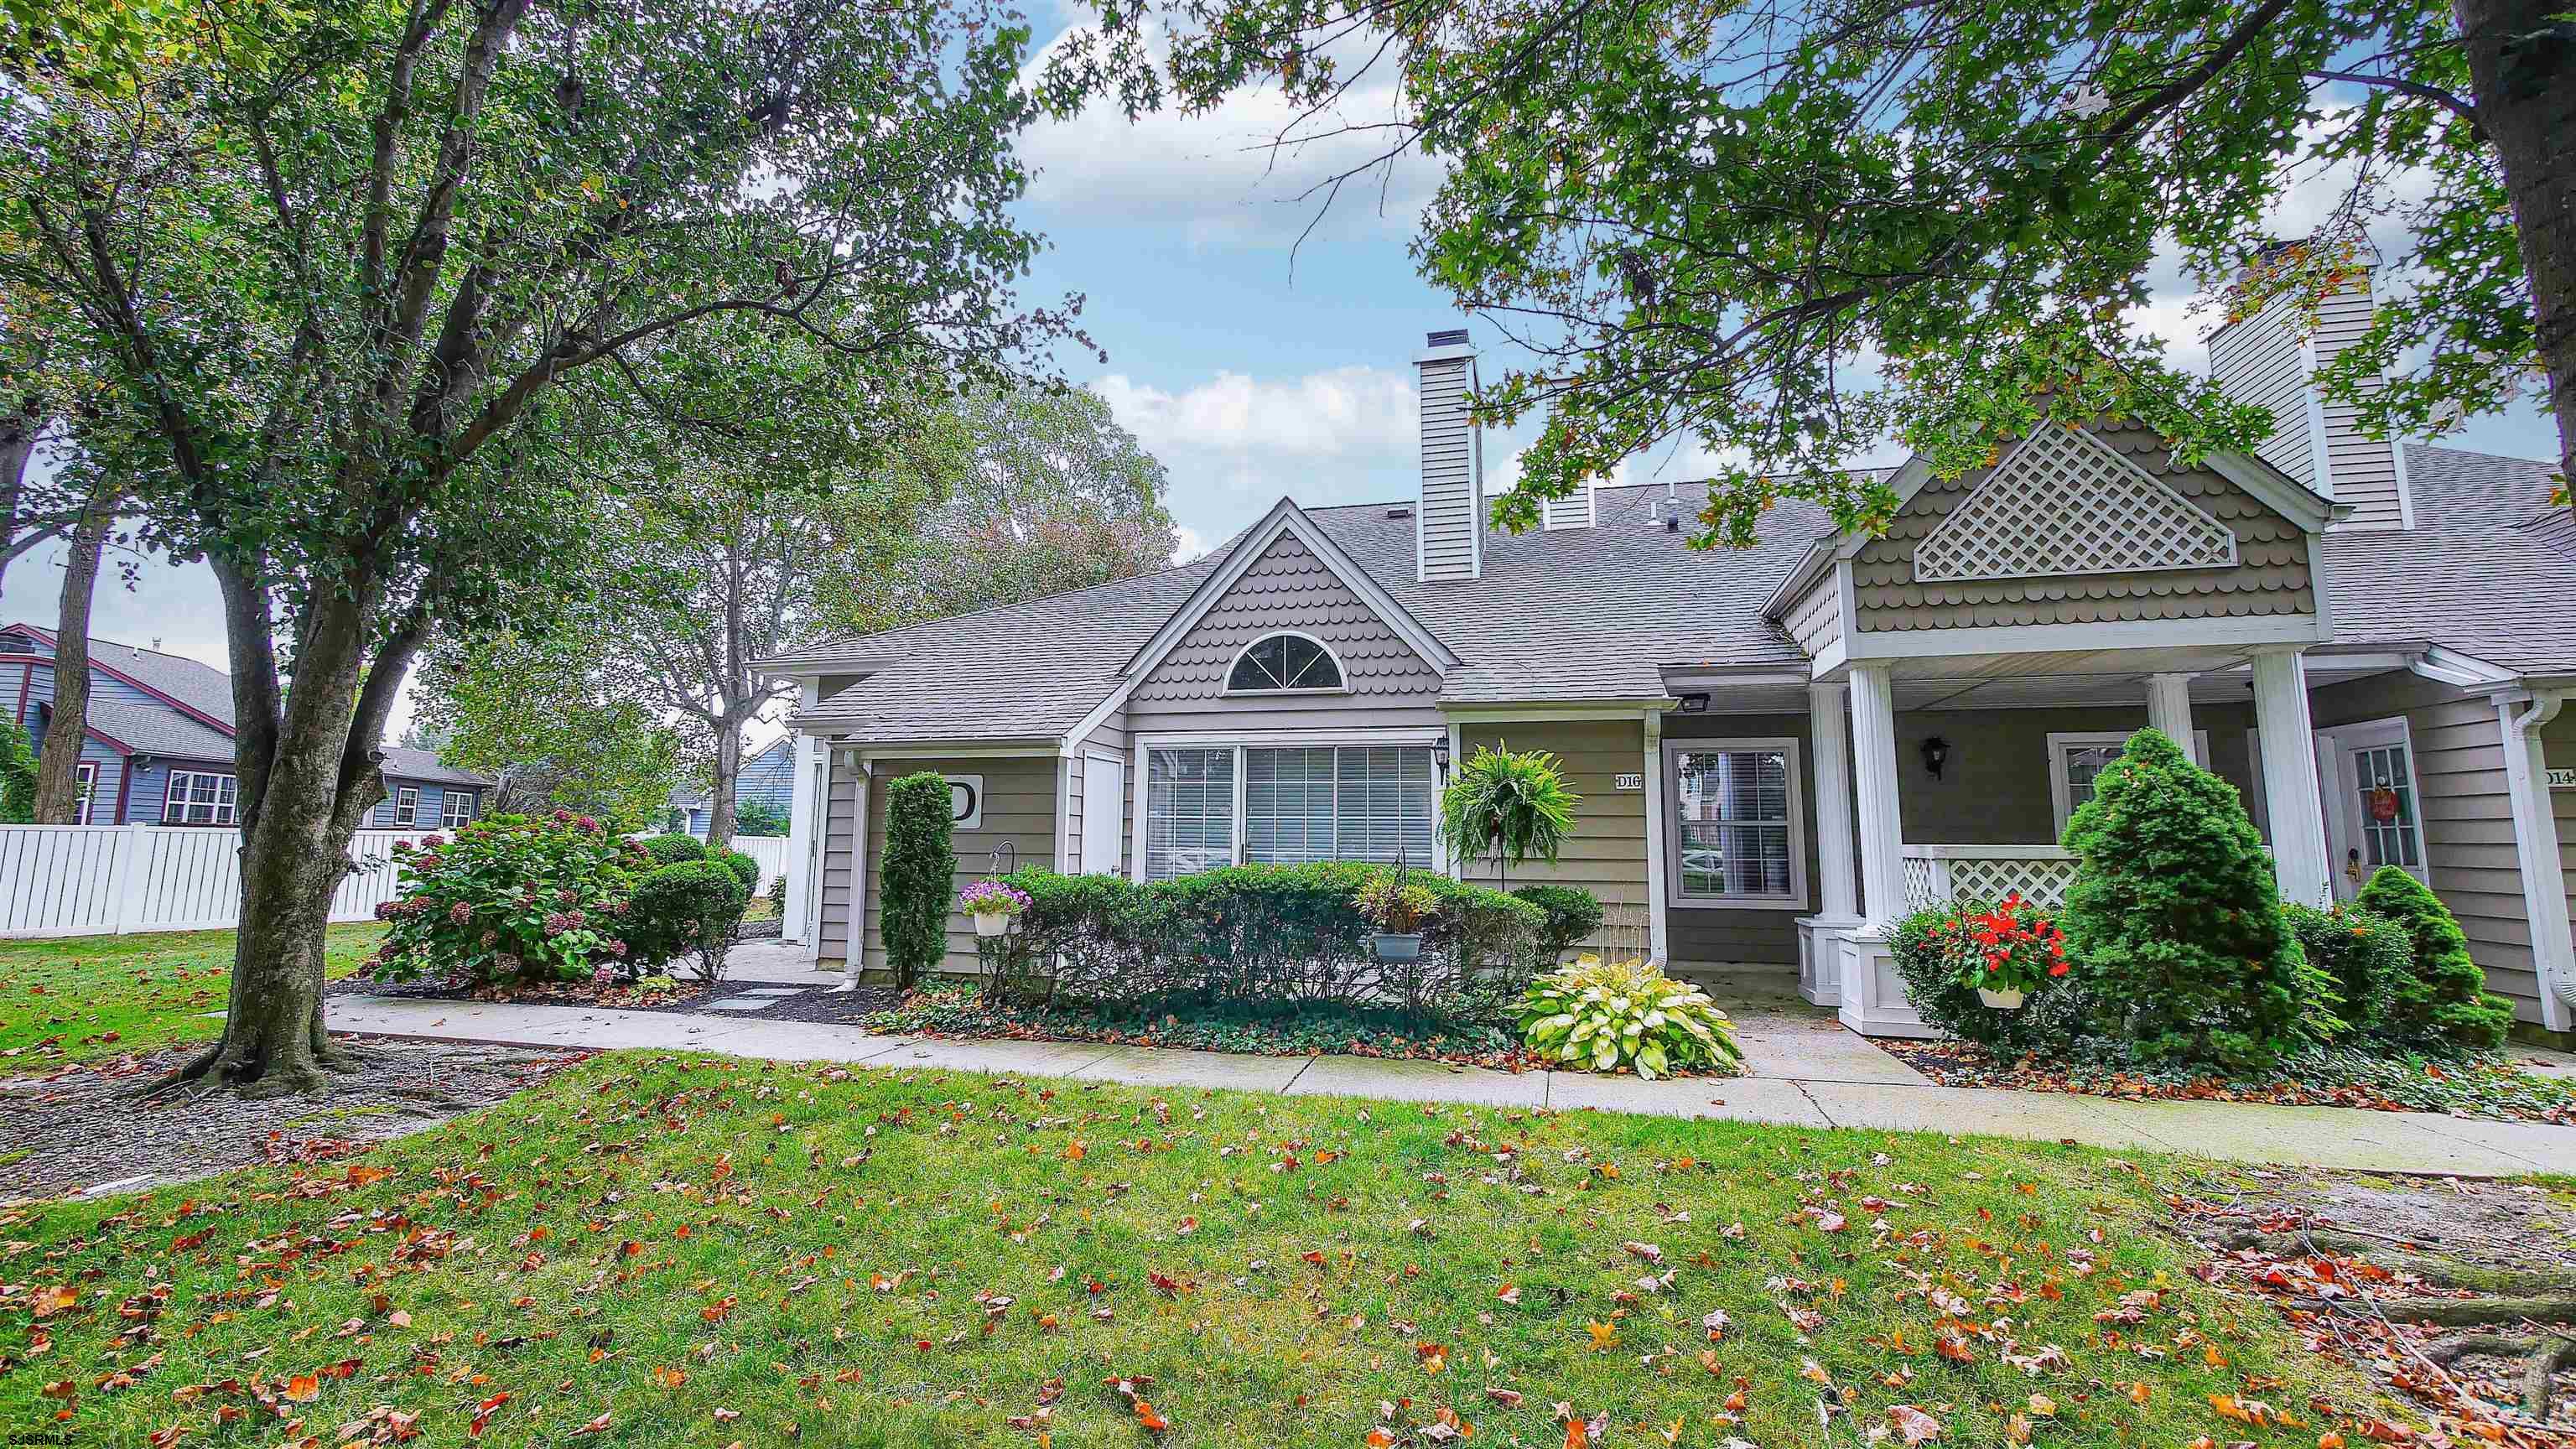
367, 811, 646, 985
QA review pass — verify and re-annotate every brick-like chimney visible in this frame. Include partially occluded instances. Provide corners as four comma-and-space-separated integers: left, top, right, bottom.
1415, 329, 1484, 580
2207, 250, 2412, 532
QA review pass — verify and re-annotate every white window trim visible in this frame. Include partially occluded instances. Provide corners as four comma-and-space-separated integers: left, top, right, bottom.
2313, 714, 2432, 891
163, 769, 239, 826
74, 761, 96, 824
1220, 630, 1351, 698
2046, 730, 2212, 837
1661, 736, 1810, 911
394, 786, 419, 827
441, 790, 476, 828
1129, 730, 1446, 883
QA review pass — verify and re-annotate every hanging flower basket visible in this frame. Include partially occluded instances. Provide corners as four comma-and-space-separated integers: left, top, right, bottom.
1976, 986, 2027, 1010
1929, 891, 2070, 1012
1366, 931, 1425, 963
958, 880, 1029, 939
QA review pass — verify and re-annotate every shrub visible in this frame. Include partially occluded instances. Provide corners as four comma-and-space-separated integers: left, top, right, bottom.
880, 772, 957, 990
2058, 729, 2321, 1071
1517, 958, 1741, 1078
1889, 900, 2085, 1057
2283, 901, 2412, 1037
0, 714, 34, 823
714, 848, 761, 895
639, 832, 706, 865
369, 811, 644, 984
1513, 884, 1604, 965
1440, 745, 1578, 890
626, 859, 751, 980
2354, 865, 2516, 1052
734, 799, 790, 837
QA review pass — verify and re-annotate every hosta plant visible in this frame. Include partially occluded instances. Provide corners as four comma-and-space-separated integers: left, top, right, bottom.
1518, 957, 1741, 1078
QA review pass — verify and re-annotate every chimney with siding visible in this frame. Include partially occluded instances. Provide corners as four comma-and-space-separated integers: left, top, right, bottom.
1415, 328, 1485, 580
2207, 247, 2412, 531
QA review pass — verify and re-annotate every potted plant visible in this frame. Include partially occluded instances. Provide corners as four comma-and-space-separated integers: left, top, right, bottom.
1355, 870, 1437, 963
1438, 745, 1578, 893
1936, 891, 2070, 1009
959, 880, 1030, 938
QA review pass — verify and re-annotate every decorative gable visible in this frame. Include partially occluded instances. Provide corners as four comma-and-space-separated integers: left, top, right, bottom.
1913, 424, 2240, 583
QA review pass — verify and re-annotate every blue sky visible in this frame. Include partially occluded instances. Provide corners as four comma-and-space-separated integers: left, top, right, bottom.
4, 6, 2561, 719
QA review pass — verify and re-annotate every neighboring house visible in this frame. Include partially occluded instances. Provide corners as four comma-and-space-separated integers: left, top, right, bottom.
362, 747, 491, 830
759, 290, 2576, 1045
666, 738, 795, 835
0, 623, 493, 828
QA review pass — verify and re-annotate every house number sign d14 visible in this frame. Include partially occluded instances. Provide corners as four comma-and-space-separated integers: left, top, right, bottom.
1613, 772, 1644, 791
2548, 767, 2576, 790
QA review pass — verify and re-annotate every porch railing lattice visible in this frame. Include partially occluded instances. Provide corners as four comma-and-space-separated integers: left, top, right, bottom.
1900, 845, 2080, 911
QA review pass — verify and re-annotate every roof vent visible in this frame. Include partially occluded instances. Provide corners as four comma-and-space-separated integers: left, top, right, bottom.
1540, 482, 1596, 531
1385, 505, 1414, 520
1426, 328, 1470, 348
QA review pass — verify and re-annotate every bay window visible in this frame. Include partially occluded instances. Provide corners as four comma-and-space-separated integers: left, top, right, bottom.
1142, 740, 1439, 880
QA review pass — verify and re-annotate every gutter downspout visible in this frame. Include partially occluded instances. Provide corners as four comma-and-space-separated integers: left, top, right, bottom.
2499, 688, 2574, 1029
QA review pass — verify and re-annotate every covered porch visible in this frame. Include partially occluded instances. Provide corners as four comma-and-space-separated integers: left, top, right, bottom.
1690, 644, 2368, 1037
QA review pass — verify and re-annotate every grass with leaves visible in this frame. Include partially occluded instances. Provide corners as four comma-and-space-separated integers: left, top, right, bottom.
0, 923, 385, 1070
3, 1052, 2393, 1447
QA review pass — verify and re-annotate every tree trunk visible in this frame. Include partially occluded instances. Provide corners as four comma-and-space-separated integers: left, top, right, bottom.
707, 721, 741, 850
0, 400, 44, 599
32, 484, 116, 823
2455, 0, 2576, 512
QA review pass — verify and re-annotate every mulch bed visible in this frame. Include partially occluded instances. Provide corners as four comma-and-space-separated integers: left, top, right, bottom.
0, 1040, 588, 1202
1883, 1037, 2576, 1124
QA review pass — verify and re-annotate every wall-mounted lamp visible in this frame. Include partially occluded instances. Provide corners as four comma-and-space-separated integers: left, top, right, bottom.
1432, 740, 1452, 776
1678, 693, 1711, 714
1919, 735, 1951, 780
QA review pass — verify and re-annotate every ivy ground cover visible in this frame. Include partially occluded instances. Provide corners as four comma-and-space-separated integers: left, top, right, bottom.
3, 1052, 2390, 1448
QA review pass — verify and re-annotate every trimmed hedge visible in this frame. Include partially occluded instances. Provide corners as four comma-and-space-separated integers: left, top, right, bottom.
985, 862, 1544, 1017
1512, 884, 1605, 965
2283, 901, 2412, 1038
879, 772, 957, 990
638, 833, 707, 865
2355, 865, 2516, 1051
625, 858, 750, 980
714, 848, 761, 895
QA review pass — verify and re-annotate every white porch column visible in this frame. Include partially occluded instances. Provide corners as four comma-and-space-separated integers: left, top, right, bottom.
2249, 648, 2332, 906
2500, 692, 2573, 1031
835, 755, 874, 989
1641, 709, 1670, 964
1795, 682, 1862, 1006
1847, 662, 1905, 928
784, 680, 821, 953
2145, 673, 2199, 765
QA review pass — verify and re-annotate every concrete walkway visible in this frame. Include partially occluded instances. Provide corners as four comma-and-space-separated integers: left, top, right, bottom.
325, 969, 2576, 1177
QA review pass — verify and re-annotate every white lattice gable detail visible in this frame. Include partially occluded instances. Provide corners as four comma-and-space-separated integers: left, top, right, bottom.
1913, 425, 2240, 582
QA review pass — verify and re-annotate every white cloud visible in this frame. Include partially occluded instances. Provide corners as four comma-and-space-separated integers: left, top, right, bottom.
1020, 23, 1441, 250
1096, 364, 1428, 541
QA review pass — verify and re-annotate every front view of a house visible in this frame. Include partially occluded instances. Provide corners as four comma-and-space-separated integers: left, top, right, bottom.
761, 288, 2576, 1044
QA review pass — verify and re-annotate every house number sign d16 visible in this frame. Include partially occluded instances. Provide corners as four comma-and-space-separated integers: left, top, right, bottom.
1613, 772, 1644, 792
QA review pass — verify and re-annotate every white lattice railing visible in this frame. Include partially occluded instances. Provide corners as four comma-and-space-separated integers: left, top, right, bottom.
1901, 844, 2080, 911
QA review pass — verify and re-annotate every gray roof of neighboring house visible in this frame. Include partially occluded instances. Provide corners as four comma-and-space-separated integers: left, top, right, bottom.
378, 746, 493, 787
84, 699, 235, 761
0, 624, 240, 725
2320, 445, 2576, 675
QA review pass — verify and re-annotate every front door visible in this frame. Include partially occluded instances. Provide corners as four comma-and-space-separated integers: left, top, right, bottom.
2314, 719, 2429, 901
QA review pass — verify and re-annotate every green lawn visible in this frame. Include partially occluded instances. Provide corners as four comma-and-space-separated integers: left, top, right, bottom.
0, 922, 385, 1069
5, 1052, 2389, 1447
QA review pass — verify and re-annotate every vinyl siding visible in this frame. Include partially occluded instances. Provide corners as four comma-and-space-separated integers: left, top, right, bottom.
127, 756, 236, 826
2210, 277, 2408, 531
2310, 671, 2538, 1021
366, 780, 483, 828
1457, 719, 1649, 958
2548, 713, 2576, 1026
737, 742, 795, 813
853, 756, 1058, 974
1416, 355, 1483, 580
2210, 295, 2323, 491
1850, 416, 2315, 632
1664, 712, 1818, 967
1892, 704, 2258, 846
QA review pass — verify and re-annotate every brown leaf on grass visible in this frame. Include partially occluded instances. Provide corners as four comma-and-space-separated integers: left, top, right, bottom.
1888, 1405, 1943, 1444
281, 1374, 321, 1404
1484, 1388, 1523, 1408
567, 1410, 613, 1436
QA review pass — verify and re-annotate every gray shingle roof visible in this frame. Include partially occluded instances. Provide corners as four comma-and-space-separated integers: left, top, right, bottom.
378, 745, 493, 787
69, 631, 236, 724
84, 699, 235, 761
2320, 446, 2576, 674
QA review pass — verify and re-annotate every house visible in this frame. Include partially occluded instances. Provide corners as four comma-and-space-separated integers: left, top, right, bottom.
0, 623, 493, 828
756, 288, 2576, 1044
667, 738, 797, 835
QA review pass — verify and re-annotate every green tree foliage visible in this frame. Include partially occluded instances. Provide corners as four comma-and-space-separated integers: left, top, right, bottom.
2059, 730, 2321, 1070
415, 633, 684, 834
3, 0, 1103, 1092
1440, 746, 1578, 891
2283, 901, 2413, 1037
2353, 865, 2516, 1051
1135, 0, 2575, 541
880, 772, 958, 991
733, 800, 792, 838
0, 713, 37, 823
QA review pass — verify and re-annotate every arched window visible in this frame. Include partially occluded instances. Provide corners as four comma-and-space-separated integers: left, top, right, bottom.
1226, 632, 1345, 693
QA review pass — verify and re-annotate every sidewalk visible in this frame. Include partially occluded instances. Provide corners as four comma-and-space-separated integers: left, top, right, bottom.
325, 984, 2576, 1177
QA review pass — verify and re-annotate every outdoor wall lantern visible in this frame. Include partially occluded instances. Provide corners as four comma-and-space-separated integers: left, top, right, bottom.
1432, 740, 1452, 777
1678, 693, 1711, 714
1920, 735, 1951, 780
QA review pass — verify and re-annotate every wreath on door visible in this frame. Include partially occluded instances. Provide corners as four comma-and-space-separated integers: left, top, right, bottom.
2363, 786, 2401, 823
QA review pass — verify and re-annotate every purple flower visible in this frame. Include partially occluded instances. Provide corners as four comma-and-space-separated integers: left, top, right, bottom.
577, 815, 600, 833
419, 833, 446, 849
592, 964, 616, 987
480, 930, 498, 948
553, 808, 574, 823
373, 901, 398, 921
543, 911, 570, 937
449, 901, 474, 926
566, 909, 586, 928
494, 953, 522, 974
606, 938, 629, 958
557, 887, 579, 906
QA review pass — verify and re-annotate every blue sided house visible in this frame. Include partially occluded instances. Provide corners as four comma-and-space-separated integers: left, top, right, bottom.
0, 621, 493, 828
665, 737, 795, 835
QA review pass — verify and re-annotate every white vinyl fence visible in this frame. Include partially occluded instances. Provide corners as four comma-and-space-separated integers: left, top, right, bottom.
0, 823, 444, 939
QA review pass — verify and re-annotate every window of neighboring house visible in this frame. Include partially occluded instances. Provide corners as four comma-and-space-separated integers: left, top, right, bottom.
2047, 730, 2214, 836
162, 770, 238, 826
74, 761, 96, 824
1143, 742, 1438, 880
394, 787, 419, 827
1224, 632, 1345, 693
441, 790, 476, 828
1665, 740, 1807, 909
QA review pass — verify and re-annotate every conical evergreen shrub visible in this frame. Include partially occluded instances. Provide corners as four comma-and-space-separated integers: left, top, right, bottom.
2058, 729, 2324, 1070
2352, 865, 2516, 1052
